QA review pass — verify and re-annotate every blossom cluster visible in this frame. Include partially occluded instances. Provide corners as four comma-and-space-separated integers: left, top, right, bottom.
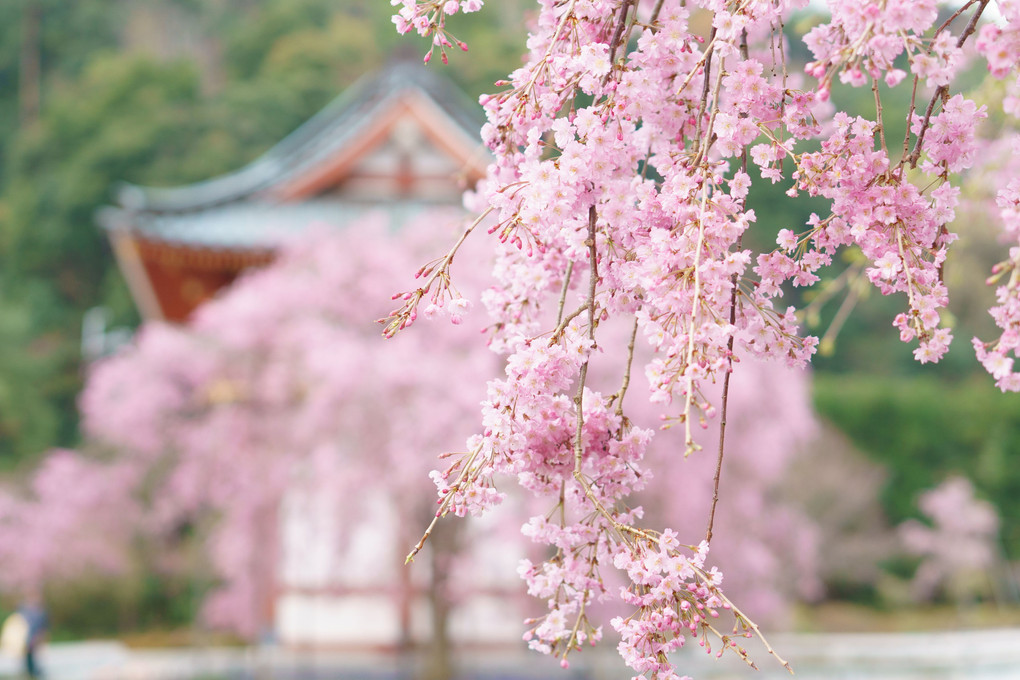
608, 532, 758, 679
0, 449, 139, 596
972, 3, 1020, 390
803, 0, 954, 95
390, 0, 1020, 676
390, 0, 481, 63
899, 476, 1000, 600
975, 146, 1020, 389
81, 217, 502, 637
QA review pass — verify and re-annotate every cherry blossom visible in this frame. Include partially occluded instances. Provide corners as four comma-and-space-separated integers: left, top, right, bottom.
82, 214, 501, 637
899, 476, 1000, 601
389, 0, 1020, 677
0, 450, 139, 597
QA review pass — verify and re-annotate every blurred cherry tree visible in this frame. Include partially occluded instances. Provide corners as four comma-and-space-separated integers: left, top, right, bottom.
0, 208, 824, 676
0, 449, 138, 597
899, 476, 1001, 603
78, 212, 497, 652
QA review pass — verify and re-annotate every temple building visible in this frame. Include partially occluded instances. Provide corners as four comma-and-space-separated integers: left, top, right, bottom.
97, 63, 524, 651
98, 62, 488, 323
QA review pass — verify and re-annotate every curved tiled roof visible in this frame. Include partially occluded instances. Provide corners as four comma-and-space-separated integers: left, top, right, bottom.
100, 200, 441, 251
102, 61, 485, 217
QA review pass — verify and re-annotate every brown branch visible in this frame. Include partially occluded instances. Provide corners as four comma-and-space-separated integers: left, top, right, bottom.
907, 0, 991, 168
607, 0, 634, 67
694, 27, 719, 155
705, 363, 731, 544
612, 318, 640, 418
907, 86, 948, 168
900, 75, 920, 168
706, 145, 746, 544
648, 0, 666, 26
556, 261, 576, 327
572, 205, 600, 476
873, 78, 888, 160
933, 0, 982, 39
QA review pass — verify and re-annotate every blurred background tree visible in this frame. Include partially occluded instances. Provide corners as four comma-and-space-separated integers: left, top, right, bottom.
0, 0, 526, 470
0, 0, 1016, 639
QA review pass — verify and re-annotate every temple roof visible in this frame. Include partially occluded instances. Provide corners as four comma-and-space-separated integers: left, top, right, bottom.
97, 61, 486, 250
102, 200, 437, 250
97, 61, 487, 322
108, 61, 482, 212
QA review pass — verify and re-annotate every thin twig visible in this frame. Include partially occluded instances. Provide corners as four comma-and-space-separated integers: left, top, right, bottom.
572, 205, 600, 475
933, 0, 981, 39
675, 32, 718, 98
381, 206, 494, 337
556, 262, 576, 327
683, 184, 711, 455
800, 259, 863, 323
706, 146, 746, 544
612, 318, 640, 418
561, 587, 591, 666
818, 269, 862, 352
686, 562, 795, 674
550, 303, 588, 343
907, 0, 990, 167
606, 0, 634, 67
406, 444, 483, 564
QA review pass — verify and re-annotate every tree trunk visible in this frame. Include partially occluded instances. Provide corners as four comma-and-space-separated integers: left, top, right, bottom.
251, 502, 280, 680
422, 521, 459, 680
19, 0, 41, 127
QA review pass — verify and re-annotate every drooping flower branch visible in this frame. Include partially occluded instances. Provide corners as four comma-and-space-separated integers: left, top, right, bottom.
388, 0, 1020, 677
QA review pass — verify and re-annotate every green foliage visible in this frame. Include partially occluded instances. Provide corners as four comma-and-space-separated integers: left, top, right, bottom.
5, 56, 201, 296
44, 571, 198, 641
814, 373, 1020, 555
0, 56, 217, 464
0, 299, 65, 467
221, 0, 343, 80
0, 1, 124, 177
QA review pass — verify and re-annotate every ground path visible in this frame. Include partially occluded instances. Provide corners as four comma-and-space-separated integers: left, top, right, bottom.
1, 628, 1018, 679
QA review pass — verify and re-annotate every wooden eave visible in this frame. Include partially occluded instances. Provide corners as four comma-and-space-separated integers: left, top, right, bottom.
132, 235, 275, 270
118, 233, 276, 323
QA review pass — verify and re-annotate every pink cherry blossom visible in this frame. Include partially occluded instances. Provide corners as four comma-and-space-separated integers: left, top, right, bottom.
390, 0, 1020, 676
78, 213, 502, 637
899, 476, 999, 601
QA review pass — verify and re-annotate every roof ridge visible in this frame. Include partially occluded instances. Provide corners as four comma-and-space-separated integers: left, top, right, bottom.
111, 62, 483, 216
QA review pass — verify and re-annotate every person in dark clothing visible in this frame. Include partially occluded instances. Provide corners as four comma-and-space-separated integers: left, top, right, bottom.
17, 602, 47, 679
